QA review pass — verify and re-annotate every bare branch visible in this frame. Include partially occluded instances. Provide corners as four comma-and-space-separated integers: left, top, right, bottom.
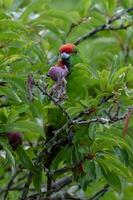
108, 7, 133, 24
73, 112, 127, 125
74, 7, 133, 45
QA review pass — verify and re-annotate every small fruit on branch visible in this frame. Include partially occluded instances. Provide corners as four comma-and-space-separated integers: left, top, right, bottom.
48, 65, 68, 81
7, 132, 22, 150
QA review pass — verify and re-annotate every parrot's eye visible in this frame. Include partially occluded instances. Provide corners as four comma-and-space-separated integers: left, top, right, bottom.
60, 52, 70, 60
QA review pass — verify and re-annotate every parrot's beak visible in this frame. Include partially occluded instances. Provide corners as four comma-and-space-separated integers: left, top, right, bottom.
60, 52, 70, 61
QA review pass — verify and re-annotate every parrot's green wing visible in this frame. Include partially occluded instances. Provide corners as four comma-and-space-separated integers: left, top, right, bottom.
67, 64, 90, 105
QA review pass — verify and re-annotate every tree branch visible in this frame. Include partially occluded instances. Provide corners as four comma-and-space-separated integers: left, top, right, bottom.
0, 184, 24, 196
20, 172, 32, 200
45, 103, 130, 158
88, 184, 109, 200
35, 81, 72, 122
26, 176, 72, 200
4, 168, 22, 200
73, 112, 127, 125
108, 7, 133, 24
46, 171, 52, 197
74, 7, 133, 45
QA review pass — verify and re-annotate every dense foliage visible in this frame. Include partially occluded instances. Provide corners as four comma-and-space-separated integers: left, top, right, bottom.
0, 0, 133, 199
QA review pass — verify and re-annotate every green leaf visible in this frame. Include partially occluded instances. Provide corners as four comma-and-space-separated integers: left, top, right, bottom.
67, 105, 83, 116
111, 67, 129, 84
41, 10, 79, 24
0, 137, 15, 167
0, 31, 19, 41
0, 54, 25, 66
0, 87, 22, 103
19, 0, 47, 22
32, 20, 62, 39
0, 19, 24, 30
17, 146, 35, 171
102, 170, 122, 193
10, 120, 44, 139
97, 153, 133, 182
33, 170, 42, 192
79, 174, 91, 191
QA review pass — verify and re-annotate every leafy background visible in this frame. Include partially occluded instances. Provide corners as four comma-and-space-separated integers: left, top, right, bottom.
0, 0, 133, 199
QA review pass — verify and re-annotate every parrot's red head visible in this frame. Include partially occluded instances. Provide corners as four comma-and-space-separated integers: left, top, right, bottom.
59, 43, 77, 54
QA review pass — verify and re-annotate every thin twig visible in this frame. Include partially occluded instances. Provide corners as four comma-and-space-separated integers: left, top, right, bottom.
88, 184, 109, 200
73, 112, 127, 125
4, 168, 22, 200
20, 172, 32, 200
108, 7, 133, 24
46, 171, 52, 197
0, 184, 24, 196
35, 82, 72, 122
50, 176, 72, 193
51, 166, 71, 176
66, 16, 90, 37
